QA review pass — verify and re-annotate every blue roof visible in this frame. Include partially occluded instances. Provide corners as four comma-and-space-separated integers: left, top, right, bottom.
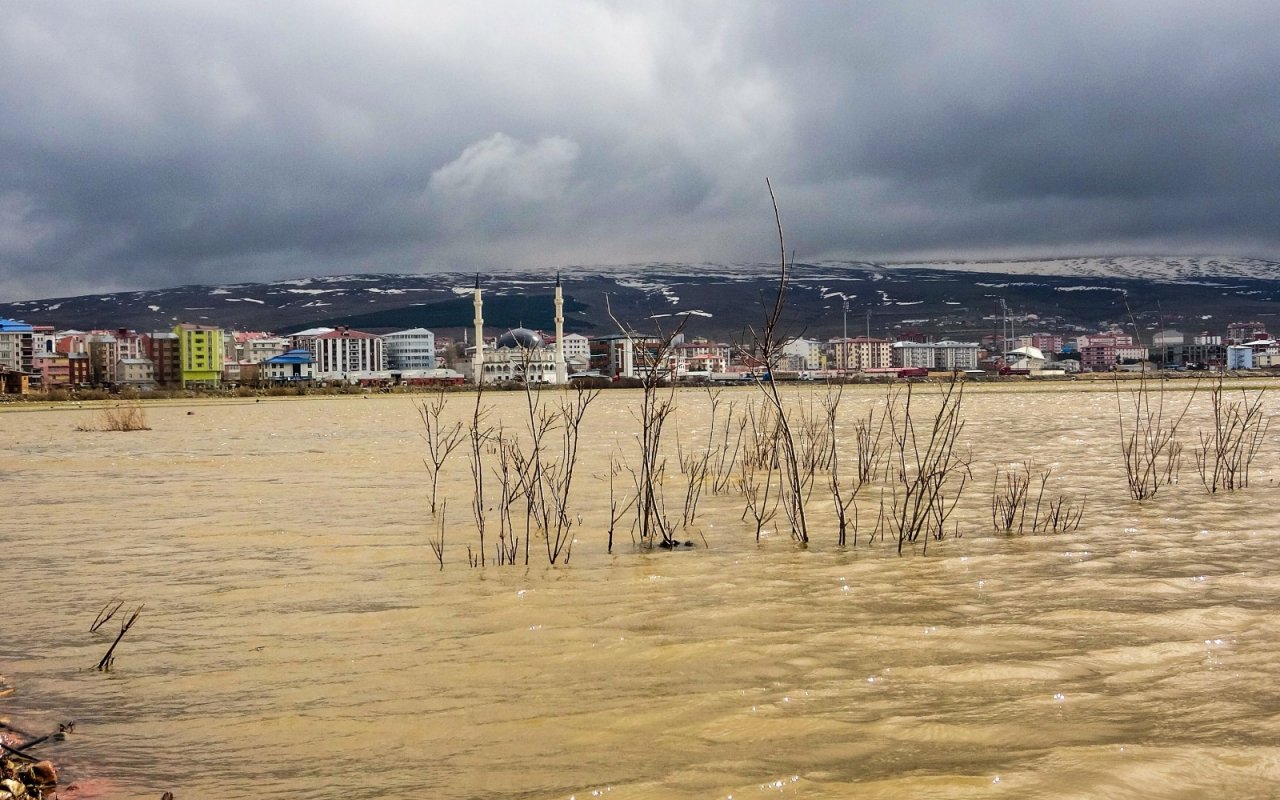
0, 318, 33, 332
266, 348, 314, 365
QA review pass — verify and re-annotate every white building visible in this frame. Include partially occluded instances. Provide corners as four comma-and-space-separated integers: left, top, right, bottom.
312, 327, 385, 380
263, 349, 316, 383
1226, 345, 1254, 370
560, 333, 590, 362
289, 327, 336, 357
384, 328, 437, 371
471, 276, 568, 384
892, 340, 981, 371
476, 329, 563, 383
782, 337, 825, 370
1006, 346, 1047, 371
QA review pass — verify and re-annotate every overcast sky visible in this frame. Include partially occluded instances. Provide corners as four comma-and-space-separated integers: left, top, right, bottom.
2, 1, 1278, 300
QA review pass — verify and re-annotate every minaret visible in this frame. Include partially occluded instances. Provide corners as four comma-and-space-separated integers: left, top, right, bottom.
554, 272, 567, 384
472, 275, 484, 385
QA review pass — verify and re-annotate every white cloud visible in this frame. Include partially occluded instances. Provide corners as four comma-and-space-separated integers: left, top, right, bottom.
429, 133, 580, 207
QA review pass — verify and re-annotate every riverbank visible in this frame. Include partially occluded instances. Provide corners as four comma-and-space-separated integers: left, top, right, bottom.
0, 369, 1276, 415
0, 677, 60, 800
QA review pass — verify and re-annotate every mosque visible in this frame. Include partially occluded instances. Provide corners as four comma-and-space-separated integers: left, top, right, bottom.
470, 275, 569, 385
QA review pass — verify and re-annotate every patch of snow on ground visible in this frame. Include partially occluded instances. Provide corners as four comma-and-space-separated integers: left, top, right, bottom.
210, 288, 230, 295
616, 278, 680, 305
285, 288, 341, 295
317, 275, 379, 283
45, 303, 61, 310
1055, 286, 1125, 293
879, 256, 1280, 282
682, 309, 713, 317
147, 305, 160, 311
451, 287, 473, 296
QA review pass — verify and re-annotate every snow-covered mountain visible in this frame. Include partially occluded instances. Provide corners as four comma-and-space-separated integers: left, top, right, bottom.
872, 256, 1280, 282
3, 257, 1278, 339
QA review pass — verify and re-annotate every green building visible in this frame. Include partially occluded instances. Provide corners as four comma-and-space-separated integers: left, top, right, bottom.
175, 323, 224, 387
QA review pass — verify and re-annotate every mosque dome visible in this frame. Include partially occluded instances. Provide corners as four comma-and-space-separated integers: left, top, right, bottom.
496, 328, 546, 349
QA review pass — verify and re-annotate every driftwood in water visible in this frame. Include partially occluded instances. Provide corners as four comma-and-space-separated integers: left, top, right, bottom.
96, 605, 143, 671
90, 599, 125, 633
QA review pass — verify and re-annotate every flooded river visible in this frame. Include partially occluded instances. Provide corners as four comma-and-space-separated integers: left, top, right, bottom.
3, 383, 1280, 799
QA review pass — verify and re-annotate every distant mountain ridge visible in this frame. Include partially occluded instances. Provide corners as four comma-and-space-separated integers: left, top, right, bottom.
4, 257, 1279, 341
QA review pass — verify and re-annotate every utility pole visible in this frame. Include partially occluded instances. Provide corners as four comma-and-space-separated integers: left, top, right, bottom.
842, 298, 849, 340
1000, 298, 1009, 355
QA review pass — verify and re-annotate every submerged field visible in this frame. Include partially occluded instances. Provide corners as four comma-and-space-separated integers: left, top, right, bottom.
3, 383, 1280, 799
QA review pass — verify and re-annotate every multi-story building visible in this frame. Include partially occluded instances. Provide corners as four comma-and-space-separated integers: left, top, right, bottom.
312, 327, 385, 381
1077, 333, 1146, 372
782, 337, 825, 370
1157, 341, 1226, 368
86, 334, 119, 385
33, 353, 72, 389
933, 340, 981, 370
384, 328, 436, 371
893, 341, 936, 370
67, 352, 91, 386
56, 330, 90, 356
289, 327, 336, 359
1010, 333, 1066, 355
559, 333, 591, 371
32, 326, 56, 359
590, 334, 673, 379
892, 340, 981, 371
829, 336, 892, 372
228, 332, 290, 364
0, 318, 34, 373
175, 323, 225, 388
115, 358, 156, 389
673, 339, 732, 375
1074, 331, 1134, 350
85, 330, 143, 385
1227, 321, 1268, 344
144, 332, 181, 386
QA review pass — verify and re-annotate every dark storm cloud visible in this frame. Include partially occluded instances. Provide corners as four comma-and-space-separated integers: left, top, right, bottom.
1, 1, 1278, 299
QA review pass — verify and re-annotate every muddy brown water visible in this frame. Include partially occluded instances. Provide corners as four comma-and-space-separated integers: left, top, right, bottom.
3, 383, 1280, 799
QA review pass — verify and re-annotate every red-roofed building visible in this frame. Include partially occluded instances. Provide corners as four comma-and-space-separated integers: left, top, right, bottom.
313, 327, 385, 381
